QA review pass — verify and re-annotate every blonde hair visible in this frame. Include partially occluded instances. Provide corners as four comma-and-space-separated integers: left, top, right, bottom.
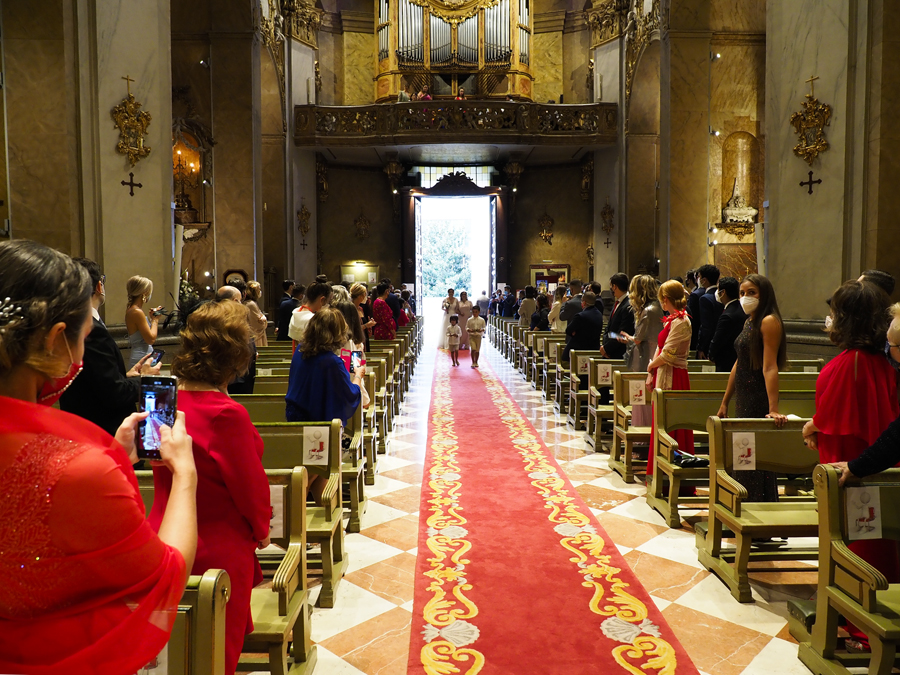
658, 279, 687, 311
126, 275, 153, 307
553, 286, 567, 302
629, 274, 659, 315
350, 283, 368, 301
246, 280, 262, 303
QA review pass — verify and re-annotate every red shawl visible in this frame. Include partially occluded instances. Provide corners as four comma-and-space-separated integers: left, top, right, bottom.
0, 396, 185, 675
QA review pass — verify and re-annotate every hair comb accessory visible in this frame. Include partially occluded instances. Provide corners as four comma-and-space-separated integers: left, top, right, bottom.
0, 297, 24, 327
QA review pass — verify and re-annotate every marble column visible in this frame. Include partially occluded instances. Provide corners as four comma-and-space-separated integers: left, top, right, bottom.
594, 147, 620, 278
73, 0, 175, 319
765, 0, 872, 318
289, 39, 318, 281
209, 14, 262, 282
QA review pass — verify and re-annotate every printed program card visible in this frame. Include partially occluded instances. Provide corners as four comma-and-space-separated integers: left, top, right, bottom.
732, 431, 756, 470
303, 426, 329, 466
629, 380, 646, 405
269, 485, 285, 539
847, 486, 882, 540
598, 364, 612, 386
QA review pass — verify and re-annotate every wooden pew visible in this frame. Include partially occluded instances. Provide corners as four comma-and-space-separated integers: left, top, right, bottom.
541, 336, 567, 400
241, 467, 317, 674
565, 350, 604, 430
697, 417, 819, 603
255, 421, 348, 608
369, 340, 406, 403
647, 385, 818, 528
523, 330, 553, 384
146, 569, 230, 675
234, 395, 366, 535
609, 371, 653, 481
796, 466, 900, 675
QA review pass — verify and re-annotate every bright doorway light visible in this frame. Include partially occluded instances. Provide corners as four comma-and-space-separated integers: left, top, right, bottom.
420, 197, 490, 299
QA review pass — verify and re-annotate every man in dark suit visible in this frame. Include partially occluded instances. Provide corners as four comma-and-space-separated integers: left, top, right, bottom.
696, 264, 723, 359
60, 258, 160, 436
708, 276, 746, 372
687, 280, 704, 350
502, 286, 516, 317
558, 279, 584, 323
276, 284, 303, 341
562, 291, 604, 361
600, 273, 635, 360
280, 279, 295, 304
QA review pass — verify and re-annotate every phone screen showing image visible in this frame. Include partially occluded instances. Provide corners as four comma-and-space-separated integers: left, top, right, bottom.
350, 350, 364, 373
607, 332, 620, 340
150, 349, 165, 367
137, 377, 177, 460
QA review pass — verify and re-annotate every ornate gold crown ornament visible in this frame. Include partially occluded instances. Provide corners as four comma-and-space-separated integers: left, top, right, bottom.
111, 75, 152, 166
409, 0, 500, 25
538, 212, 554, 245
790, 76, 832, 166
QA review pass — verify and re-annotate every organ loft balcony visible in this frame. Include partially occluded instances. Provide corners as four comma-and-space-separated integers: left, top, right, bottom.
292, 100, 619, 147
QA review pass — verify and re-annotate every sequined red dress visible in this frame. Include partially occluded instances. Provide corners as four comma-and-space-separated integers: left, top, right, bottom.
0, 395, 186, 675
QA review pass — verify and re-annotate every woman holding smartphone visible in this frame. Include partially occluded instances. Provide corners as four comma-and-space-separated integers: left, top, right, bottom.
148, 300, 271, 675
125, 275, 162, 368
0, 240, 197, 675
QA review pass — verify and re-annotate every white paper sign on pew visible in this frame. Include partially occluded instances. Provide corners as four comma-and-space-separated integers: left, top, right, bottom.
549, 343, 558, 359
269, 485, 285, 539
303, 426, 329, 465
598, 364, 613, 386
536, 338, 545, 352
702, 365, 715, 373
137, 645, 168, 675
257, 368, 273, 377
846, 486, 883, 540
577, 355, 591, 375
629, 380, 646, 405
804, 366, 818, 373
732, 432, 756, 470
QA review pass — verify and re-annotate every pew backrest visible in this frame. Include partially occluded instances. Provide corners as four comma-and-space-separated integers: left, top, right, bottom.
708, 417, 817, 475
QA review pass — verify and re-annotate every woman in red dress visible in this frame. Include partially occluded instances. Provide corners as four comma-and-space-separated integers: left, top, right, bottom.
372, 281, 397, 340
802, 280, 899, 651
149, 300, 272, 675
646, 279, 694, 475
0, 240, 197, 675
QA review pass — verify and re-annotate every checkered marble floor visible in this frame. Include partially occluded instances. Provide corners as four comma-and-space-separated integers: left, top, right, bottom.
302, 328, 819, 675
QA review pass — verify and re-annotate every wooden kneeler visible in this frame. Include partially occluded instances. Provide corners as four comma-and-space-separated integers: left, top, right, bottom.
796, 466, 900, 675
256, 420, 349, 608
241, 467, 317, 675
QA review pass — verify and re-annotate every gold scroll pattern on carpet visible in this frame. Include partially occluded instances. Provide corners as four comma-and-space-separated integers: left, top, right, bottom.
420, 359, 485, 675
482, 372, 679, 675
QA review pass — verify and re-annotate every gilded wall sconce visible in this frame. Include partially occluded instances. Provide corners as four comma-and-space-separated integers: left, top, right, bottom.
297, 199, 311, 249
355, 212, 371, 239
538, 212, 554, 245
790, 76, 832, 166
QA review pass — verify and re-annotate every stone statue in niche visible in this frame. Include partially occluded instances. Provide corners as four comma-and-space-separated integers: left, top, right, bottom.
722, 178, 758, 224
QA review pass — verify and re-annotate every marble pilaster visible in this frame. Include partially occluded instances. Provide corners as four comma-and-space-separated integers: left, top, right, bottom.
290, 40, 319, 280
593, 147, 620, 279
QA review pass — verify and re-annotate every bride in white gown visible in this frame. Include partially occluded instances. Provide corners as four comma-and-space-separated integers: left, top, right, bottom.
440, 288, 460, 349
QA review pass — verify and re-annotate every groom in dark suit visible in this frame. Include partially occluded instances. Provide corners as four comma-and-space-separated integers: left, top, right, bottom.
60, 258, 159, 436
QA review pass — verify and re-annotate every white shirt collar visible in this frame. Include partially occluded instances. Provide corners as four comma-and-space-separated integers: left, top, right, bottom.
724, 298, 737, 308
92, 307, 101, 321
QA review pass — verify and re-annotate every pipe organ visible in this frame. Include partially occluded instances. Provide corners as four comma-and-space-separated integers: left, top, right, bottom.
375, 0, 534, 100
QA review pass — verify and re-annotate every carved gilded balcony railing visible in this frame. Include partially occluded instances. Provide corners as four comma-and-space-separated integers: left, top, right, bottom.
293, 101, 618, 146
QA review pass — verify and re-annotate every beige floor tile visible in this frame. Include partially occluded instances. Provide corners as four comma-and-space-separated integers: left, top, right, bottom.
319, 607, 412, 675
621, 549, 710, 601
344, 553, 417, 605
361, 514, 421, 551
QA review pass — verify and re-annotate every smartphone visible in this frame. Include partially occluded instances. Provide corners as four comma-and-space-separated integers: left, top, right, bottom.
136, 376, 178, 460
607, 332, 620, 340
350, 350, 365, 374
150, 349, 165, 367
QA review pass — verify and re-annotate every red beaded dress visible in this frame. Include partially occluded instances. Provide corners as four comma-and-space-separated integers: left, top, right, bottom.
0, 396, 186, 675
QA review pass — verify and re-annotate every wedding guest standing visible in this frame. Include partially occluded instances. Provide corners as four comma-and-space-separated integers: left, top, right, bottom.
441, 289, 460, 349
530, 293, 551, 331
517, 285, 537, 328
125, 275, 162, 368
618, 275, 662, 427
149, 300, 271, 675
549, 286, 568, 332
716, 274, 788, 501
457, 291, 473, 350
707, 276, 746, 372
0, 240, 197, 675
244, 280, 269, 346
802, 280, 898, 652
647, 280, 694, 474
276, 284, 303, 342
372, 281, 397, 340
601, 273, 635, 361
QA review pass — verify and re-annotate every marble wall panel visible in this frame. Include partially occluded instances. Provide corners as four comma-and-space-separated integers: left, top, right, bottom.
317, 32, 342, 106
710, 0, 765, 33
594, 147, 621, 278
292, 150, 317, 280
625, 137, 658, 274
563, 29, 591, 104
210, 35, 262, 278
593, 41, 620, 104
262, 139, 286, 313
317, 166, 397, 281
343, 32, 375, 105
532, 33, 564, 103
766, 0, 850, 318
511, 164, 593, 288
3, 0, 79, 253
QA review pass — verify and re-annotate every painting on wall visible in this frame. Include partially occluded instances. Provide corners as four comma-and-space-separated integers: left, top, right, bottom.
714, 244, 758, 280
340, 264, 381, 286
530, 264, 570, 292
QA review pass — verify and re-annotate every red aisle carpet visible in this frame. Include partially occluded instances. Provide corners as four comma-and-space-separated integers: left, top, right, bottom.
407, 349, 699, 675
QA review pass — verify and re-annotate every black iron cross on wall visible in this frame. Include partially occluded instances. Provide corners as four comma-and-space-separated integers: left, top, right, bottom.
121, 172, 143, 197
800, 171, 822, 195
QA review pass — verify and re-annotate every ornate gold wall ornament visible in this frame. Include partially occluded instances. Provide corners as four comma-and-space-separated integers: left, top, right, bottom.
355, 212, 371, 239
503, 161, 524, 191
316, 155, 329, 202
586, 244, 595, 266
585, 0, 626, 48
790, 76, 832, 166
384, 160, 405, 224
111, 76, 152, 166
297, 201, 311, 236
624, 0, 662, 129
581, 155, 594, 200
409, 0, 500, 26
284, 2, 322, 47
260, 1, 287, 129
314, 61, 323, 95
600, 197, 615, 235
538, 212, 554, 245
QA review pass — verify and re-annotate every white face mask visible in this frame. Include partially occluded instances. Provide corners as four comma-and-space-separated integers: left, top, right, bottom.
715, 291, 724, 304
739, 296, 759, 313
825, 315, 833, 330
